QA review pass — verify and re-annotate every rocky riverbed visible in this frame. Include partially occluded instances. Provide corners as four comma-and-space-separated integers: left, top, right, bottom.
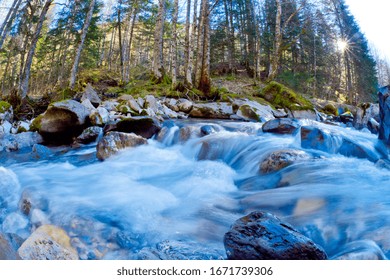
0, 85, 389, 260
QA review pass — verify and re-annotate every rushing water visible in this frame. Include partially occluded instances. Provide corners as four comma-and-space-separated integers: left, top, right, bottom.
1, 119, 390, 260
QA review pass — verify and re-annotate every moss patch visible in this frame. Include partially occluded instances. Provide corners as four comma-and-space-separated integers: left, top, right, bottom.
0, 101, 11, 113
261, 81, 313, 111
323, 104, 338, 116
30, 114, 43, 132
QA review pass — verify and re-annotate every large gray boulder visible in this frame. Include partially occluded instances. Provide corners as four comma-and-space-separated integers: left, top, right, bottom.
81, 84, 101, 107
224, 211, 327, 260
96, 131, 147, 160
379, 85, 390, 145
17, 225, 78, 260
189, 103, 233, 119
32, 100, 90, 144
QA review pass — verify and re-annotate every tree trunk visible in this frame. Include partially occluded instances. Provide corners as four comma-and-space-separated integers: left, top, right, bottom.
69, 0, 96, 90
197, 0, 211, 96
152, 0, 166, 82
19, 0, 53, 100
268, 0, 282, 81
171, 0, 179, 87
0, 0, 23, 49
117, 2, 124, 82
184, 0, 192, 87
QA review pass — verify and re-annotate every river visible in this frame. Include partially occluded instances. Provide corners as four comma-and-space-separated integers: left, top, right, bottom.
1, 119, 389, 260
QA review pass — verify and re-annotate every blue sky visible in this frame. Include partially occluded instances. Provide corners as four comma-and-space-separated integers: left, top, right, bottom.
344, 0, 390, 60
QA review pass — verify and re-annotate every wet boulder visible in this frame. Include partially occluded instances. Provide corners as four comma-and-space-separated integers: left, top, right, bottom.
338, 138, 379, 162
224, 211, 327, 260
262, 118, 300, 135
32, 100, 90, 144
17, 225, 78, 260
301, 126, 336, 153
0, 233, 21, 260
76, 126, 102, 144
96, 131, 147, 160
189, 103, 233, 119
260, 149, 311, 174
105, 117, 161, 139
379, 85, 390, 145
0, 132, 43, 152
81, 84, 101, 107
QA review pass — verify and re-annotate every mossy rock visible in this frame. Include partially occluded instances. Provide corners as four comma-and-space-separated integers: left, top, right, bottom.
262, 82, 313, 111
30, 115, 43, 132
0, 101, 11, 113
323, 104, 338, 116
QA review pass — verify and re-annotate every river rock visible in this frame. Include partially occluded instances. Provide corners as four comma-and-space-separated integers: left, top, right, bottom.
76, 126, 102, 144
0, 132, 43, 152
200, 125, 220, 136
17, 225, 78, 260
301, 126, 336, 153
290, 109, 317, 120
262, 118, 300, 135
105, 117, 161, 139
81, 98, 96, 111
260, 149, 311, 174
379, 85, 390, 145
177, 99, 193, 113
0, 101, 13, 122
189, 103, 233, 119
81, 84, 101, 107
96, 131, 147, 160
90, 107, 109, 126
236, 101, 275, 122
224, 211, 327, 260
179, 126, 200, 142
338, 138, 379, 162
0, 233, 21, 260
0, 120, 12, 135
33, 100, 90, 144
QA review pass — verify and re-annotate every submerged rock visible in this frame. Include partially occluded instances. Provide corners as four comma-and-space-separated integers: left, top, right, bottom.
262, 118, 300, 135
0, 132, 43, 152
224, 211, 327, 260
0, 233, 21, 260
105, 117, 161, 139
379, 85, 390, 145
96, 131, 147, 160
301, 126, 336, 153
33, 100, 90, 144
260, 149, 311, 174
17, 225, 78, 260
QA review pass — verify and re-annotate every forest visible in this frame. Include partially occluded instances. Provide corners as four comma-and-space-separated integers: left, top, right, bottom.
0, 0, 389, 114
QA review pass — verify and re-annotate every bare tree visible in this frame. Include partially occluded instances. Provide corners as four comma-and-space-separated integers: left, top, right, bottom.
171, 0, 179, 87
69, 0, 96, 89
0, 0, 23, 49
268, 0, 282, 81
152, 0, 166, 82
19, 0, 53, 100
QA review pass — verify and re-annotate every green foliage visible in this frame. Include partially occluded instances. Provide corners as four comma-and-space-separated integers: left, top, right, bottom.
30, 114, 43, 132
262, 81, 313, 111
0, 101, 11, 113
